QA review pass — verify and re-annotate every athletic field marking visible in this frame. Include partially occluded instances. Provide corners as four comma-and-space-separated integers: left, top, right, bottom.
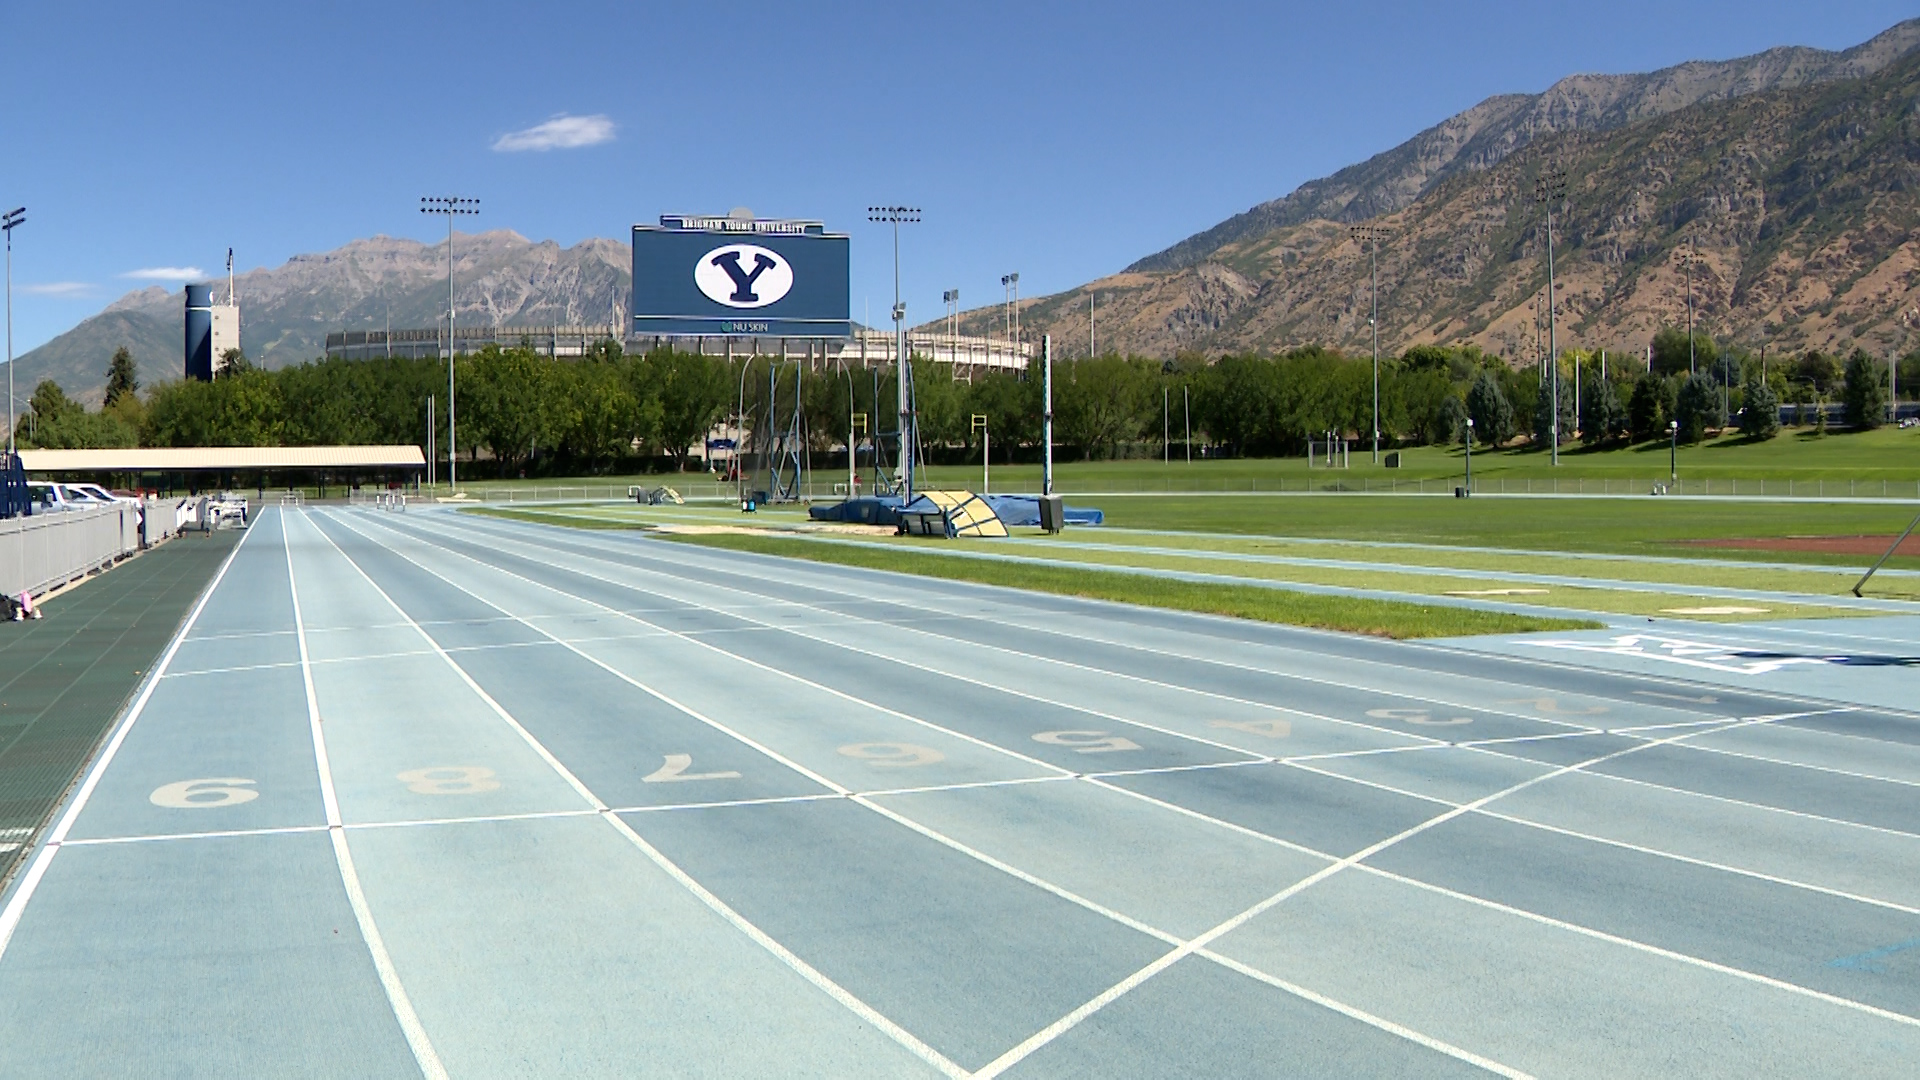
307, 512, 968, 1078
404, 514, 1306, 763
149, 778, 259, 808
0, 505, 257, 966
1033, 730, 1142, 753
977, 711, 1813, 1073
396, 766, 501, 795
1368, 707, 1473, 726
353, 513, 1534, 1071
641, 754, 742, 782
1210, 719, 1291, 738
1520, 634, 1838, 675
837, 743, 946, 768
479, 517, 1628, 723
287, 512, 448, 1079
1662, 739, 1920, 790
378, 513, 1920, 1062
1463, 743, 1920, 844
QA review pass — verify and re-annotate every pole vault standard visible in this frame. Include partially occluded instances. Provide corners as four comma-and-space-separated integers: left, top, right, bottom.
869, 207, 919, 501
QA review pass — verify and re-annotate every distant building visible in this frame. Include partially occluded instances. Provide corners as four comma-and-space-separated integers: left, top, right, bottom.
184, 285, 212, 381
210, 303, 240, 375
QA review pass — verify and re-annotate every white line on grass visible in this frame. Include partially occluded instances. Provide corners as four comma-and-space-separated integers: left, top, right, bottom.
0, 509, 258, 964
287, 511, 448, 1079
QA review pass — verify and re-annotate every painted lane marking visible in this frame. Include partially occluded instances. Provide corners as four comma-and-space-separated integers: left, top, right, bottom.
362, 513, 1530, 1074
286, 511, 448, 1079
641, 754, 742, 783
149, 778, 259, 808
1519, 634, 1841, 675
975, 711, 1821, 1075
1634, 690, 1720, 704
0, 506, 259, 966
1209, 719, 1292, 738
396, 766, 501, 795
836, 743, 946, 768
1032, 730, 1143, 754
1368, 708, 1473, 727
308, 511, 969, 1079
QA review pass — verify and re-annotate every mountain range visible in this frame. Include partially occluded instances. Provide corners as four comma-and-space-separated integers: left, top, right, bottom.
18, 17, 1920, 404
15, 231, 629, 406
961, 18, 1920, 361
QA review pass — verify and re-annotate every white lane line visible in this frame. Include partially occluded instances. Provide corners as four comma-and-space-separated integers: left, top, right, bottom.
341, 511, 1073, 779
349, 513, 1526, 1073
306, 510, 969, 1079
286, 512, 447, 1079
1662, 739, 1920, 790
972, 712, 1806, 1075
1284, 758, 1920, 917
63, 824, 334, 847
1464, 744, 1920, 843
396, 513, 1352, 762
1357, 862, 1920, 1031
0, 509, 259, 965
461, 514, 1648, 729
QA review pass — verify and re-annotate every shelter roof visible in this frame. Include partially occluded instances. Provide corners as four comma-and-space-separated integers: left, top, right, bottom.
17, 446, 426, 472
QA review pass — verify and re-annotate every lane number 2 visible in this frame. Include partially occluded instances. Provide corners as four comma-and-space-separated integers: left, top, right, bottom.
1366, 708, 1472, 727
643, 754, 741, 782
838, 743, 946, 767
1033, 730, 1141, 753
150, 778, 259, 808
1209, 719, 1292, 739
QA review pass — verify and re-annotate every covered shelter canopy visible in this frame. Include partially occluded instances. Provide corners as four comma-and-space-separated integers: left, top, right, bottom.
17, 446, 426, 473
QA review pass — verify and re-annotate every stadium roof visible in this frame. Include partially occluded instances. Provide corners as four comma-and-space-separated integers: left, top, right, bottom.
16, 446, 426, 472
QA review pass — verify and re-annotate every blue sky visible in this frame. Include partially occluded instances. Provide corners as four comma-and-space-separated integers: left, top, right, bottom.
1, 0, 1913, 354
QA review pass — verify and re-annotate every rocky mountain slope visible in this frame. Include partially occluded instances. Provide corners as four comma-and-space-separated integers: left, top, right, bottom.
15, 231, 630, 405
1130, 18, 1920, 274
966, 27, 1920, 363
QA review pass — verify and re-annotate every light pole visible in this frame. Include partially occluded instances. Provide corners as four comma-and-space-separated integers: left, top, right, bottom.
1669, 420, 1679, 486
971, 413, 989, 493
1464, 417, 1473, 494
870, 207, 919, 501
420, 195, 477, 491
3, 207, 24, 455
1350, 224, 1389, 463
1536, 167, 1567, 466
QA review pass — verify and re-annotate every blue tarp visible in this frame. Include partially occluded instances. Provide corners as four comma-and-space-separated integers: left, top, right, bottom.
808, 495, 907, 525
808, 493, 1103, 528
980, 495, 1104, 526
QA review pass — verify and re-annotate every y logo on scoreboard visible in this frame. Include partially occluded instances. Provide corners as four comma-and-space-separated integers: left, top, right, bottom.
695, 244, 794, 308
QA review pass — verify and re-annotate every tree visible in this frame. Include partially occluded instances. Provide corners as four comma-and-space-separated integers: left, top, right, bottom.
1673, 372, 1723, 443
217, 348, 254, 377
1531, 369, 1575, 449
1628, 373, 1667, 442
105, 347, 140, 406
28, 380, 81, 425
1055, 356, 1155, 459
1795, 351, 1844, 396
642, 348, 731, 469
1738, 367, 1779, 440
1437, 395, 1470, 446
1650, 327, 1718, 377
1841, 348, 1889, 429
1580, 372, 1627, 445
1465, 372, 1514, 446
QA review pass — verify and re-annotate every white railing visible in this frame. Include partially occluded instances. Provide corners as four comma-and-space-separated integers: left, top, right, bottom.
0, 504, 145, 600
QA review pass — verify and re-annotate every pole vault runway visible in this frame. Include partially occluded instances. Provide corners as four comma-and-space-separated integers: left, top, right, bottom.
2, 507, 1918, 1078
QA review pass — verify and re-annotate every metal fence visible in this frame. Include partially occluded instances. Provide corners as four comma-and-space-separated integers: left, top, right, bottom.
0, 504, 145, 600
457, 475, 1920, 504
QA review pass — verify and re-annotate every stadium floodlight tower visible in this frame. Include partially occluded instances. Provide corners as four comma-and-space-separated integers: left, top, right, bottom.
1349, 223, 1389, 463
421, 195, 478, 491
2, 207, 22, 456
869, 206, 919, 501
1535, 166, 1568, 466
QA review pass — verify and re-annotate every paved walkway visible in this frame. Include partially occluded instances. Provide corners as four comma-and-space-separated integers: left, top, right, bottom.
0, 531, 240, 886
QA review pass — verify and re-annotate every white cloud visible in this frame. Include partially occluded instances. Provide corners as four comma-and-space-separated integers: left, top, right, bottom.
120, 267, 205, 281
19, 282, 94, 297
491, 113, 615, 152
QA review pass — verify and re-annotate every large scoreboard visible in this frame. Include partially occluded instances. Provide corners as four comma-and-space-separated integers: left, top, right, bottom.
631, 213, 851, 339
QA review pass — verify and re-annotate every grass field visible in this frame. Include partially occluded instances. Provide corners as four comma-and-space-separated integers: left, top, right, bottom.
655, 531, 1602, 639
